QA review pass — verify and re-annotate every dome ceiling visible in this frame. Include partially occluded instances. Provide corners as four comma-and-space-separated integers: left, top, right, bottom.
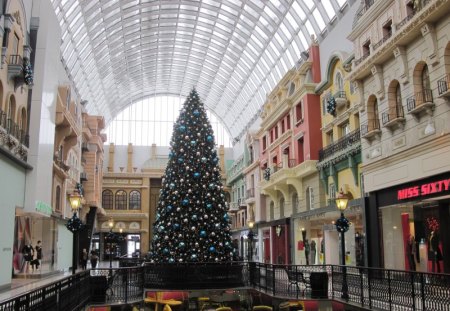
52, 0, 348, 140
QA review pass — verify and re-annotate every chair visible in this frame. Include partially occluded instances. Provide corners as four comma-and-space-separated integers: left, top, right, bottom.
285, 267, 310, 297
253, 306, 273, 310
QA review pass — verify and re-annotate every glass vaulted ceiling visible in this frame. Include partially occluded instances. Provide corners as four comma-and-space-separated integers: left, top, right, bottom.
52, 0, 347, 141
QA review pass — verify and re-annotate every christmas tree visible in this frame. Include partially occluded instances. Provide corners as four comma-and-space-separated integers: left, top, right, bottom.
150, 88, 235, 263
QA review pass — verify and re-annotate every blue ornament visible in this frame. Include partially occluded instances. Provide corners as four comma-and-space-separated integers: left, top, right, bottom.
206, 203, 213, 210
179, 125, 186, 132
182, 199, 189, 206
213, 157, 219, 163
199, 230, 207, 237
193, 172, 200, 178
209, 246, 216, 253
170, 183, 175, 189
209, 183, 215, 189
166, 205, 173, 212
158, 225, 165, 233
193, 110, 200, 116
191, 140, 196, 145
173, 223, 180, 230
223, 214, 229, 221
179, 242, 186, 249
215, 223, 220, 229
191, 214, 198, 221
191, 254, 198, 260
163, 248, 169, 254
206, 135, 213, 142
178, 158, 184, 163
201, 157, 207, 162
168, 258, 175, 263
169, 152, 174, 158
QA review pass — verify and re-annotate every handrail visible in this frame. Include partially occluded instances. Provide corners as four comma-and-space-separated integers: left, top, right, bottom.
319, 129, 360, 162
1, 263, 449, 310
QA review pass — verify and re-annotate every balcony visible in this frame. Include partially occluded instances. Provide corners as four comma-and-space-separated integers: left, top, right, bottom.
372, 31, 392, 51
53, 155, 70, 172
353, 0, 375, 26
7, 54, 23, 84
81, 142, 90, 152
361, 118, 381, 140
396, 11, 415, 30
333, 90, 348, 109
0, 111, 29, 160
80, 172, 88, 182
381, 104, 405, 130
318, 129, 361, 162
437, 74, 450, 98
354, 52, 370, 66
406, 89, 434, 120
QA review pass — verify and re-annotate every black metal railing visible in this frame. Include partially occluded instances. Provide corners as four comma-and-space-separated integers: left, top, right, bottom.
372, 31, 392, 51
361, 118, 381, 137
438, 74, 450, 96
406, 89, 433, 112
1, 263, 450, 311
354, 52, 370, 66
354, 0, 375, 24
382, 104, 404, 125
246, 188, 255, 199
397, 11, 416, 29
319, 129, 360, 162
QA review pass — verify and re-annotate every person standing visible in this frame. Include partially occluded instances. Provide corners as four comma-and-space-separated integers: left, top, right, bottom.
81, 249, 88, 270
22, 243, 34, 273
35, 241, 43, 268
90, 250, 99, 269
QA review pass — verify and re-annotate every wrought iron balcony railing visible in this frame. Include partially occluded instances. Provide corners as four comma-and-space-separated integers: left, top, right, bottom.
372, 31, 392, 51
354, 52, 370, 66
288, 158, 296, 168
361, 118, 381, 138
8, 54, 23, 65
319, 129, 360, 162
406, 89, 433, 112
438, 74, 450, 96
354, 0, 375, 25
3, 118, 29, 147
381, 104, 404, 126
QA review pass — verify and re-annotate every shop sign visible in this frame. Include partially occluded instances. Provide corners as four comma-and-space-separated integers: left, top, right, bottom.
35, 201, 52, 216
397, 178, 450, 200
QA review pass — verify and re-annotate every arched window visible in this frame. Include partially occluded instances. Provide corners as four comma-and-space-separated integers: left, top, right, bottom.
102, 190, 113, 209
7, 95, 16, 121
20, 107, 27, 133
385, 80, 403, 125
129, 190, 141, 210
421, 65, 430, 91
115, 190, 127, 210
306, 187, 314, 210
292, 193, 298, 213
55, 186, 61, 211
412, 62, 433, 106
279, 197, 285, 218
363, 95, 380, 135
335, 72, 344, 91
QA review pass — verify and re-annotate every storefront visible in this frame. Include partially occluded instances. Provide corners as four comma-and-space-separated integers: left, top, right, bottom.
370, 172, 450, 273
292, 200, 364, 267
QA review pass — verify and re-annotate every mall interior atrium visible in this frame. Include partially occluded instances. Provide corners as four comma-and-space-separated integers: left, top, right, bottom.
0, 0, 449, 310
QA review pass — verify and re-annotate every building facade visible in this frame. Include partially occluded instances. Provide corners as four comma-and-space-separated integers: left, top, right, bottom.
349, 0, 450, 272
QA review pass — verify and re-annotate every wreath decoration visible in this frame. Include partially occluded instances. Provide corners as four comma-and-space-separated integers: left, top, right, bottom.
23, 58, 34, 86
335, 215, 350, 233
327, 96, 336, 117
263, 167, 271, 181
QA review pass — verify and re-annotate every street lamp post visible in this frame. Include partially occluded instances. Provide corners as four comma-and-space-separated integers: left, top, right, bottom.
247, 220, 255, 262
107, 218, 114, 269
335, 189, 350, 299
67, 190, 83, 275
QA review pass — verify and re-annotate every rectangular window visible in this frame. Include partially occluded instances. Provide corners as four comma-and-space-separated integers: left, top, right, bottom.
281, 119, 285, 133
329, 183, 336, 200
327, 130, 334, 145
286, 114, 291, 130
297, 138, 304, 163
383, 20, 392, 38
12, 33, 19, 55
362, 40, 371, 57
354, 113, 360, 129
262, 136, 267, 150
340, 121, 350, 137
296, 102, 303, 123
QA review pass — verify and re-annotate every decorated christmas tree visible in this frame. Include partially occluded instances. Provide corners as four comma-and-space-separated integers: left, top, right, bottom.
150, 88, 235, 263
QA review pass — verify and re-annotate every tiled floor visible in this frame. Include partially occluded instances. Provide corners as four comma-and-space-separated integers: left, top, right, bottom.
0, 261, 120, 302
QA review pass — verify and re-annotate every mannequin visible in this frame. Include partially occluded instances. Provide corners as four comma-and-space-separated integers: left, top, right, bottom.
22, 243, 34, 273
429, 231, 443, 273
310, 240, 316, 265
304, 239, 310, 265
35, 241, 43, 267
407, 235, 416, 271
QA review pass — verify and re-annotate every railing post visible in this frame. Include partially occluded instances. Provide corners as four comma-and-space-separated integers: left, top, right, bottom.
410, 271, 416, 310
360, 267, 364, 305
367, 268, 372, 309
420, 273, 426, 310
272, 265, 276, 296
125, 268, 129, 303
387, 270, 392, 311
